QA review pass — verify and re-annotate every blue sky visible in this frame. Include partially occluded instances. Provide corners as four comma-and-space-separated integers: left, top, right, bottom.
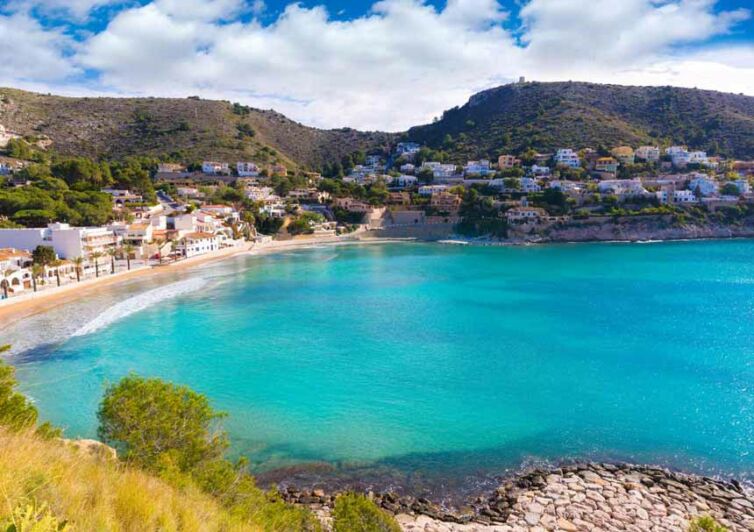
1, 0, 753, 130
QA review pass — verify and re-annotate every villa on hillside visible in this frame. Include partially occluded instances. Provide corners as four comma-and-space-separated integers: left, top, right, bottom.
202, 161, 230, 175
635, 146, 660, 162
506, 207, 548, 224
595, 157, 619, 173
554, 149, 580, 168
498, 155, 521, 168
237, 162, 260, 177
430, 192, 462, 213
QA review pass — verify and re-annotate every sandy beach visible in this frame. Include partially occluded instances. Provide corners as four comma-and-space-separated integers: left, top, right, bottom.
0, 234, 407, 329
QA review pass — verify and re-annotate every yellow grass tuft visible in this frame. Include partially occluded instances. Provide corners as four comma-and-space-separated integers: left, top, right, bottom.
0, 429, 261, 531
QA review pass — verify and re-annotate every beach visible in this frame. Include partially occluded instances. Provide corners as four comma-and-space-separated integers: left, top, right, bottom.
0, 234, 408, 329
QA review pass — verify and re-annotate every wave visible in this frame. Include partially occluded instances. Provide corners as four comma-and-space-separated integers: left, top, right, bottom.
72, 277, 208, 337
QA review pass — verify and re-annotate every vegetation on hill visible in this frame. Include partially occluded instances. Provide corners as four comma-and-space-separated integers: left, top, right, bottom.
3, 83, 752, 174
0, 88, 394, 171
405, 82, 754, 162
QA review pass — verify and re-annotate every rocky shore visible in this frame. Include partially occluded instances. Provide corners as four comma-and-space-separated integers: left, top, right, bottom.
281, 463, 754, 531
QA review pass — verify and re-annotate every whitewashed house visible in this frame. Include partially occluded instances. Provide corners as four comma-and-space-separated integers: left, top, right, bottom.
177, 233, 219, 258
554, 149, 580, 168
688, 176, 718, 197
391, 175, 419, 188
237, 162, 260, 177
0, 223, 119, 260
202, 161, 230, 175
464, 160, 492, 176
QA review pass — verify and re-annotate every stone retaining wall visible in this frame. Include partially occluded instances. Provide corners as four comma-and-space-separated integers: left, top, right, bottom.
283, 463, 754, 531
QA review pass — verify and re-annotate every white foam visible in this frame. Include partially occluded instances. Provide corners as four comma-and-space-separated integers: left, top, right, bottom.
72, 277, 208, 337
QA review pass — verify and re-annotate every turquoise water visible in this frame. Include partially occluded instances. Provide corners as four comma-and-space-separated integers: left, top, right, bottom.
6, 241, 754, 495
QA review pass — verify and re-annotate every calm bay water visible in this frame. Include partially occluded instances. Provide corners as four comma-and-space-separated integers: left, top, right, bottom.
5, 241, 754, 496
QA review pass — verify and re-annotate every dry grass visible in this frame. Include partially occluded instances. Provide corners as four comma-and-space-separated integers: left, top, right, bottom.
0, 429, 259, 531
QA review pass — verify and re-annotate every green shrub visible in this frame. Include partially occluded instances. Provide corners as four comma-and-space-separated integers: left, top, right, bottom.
332, 493, 400, 532
689, 515, 728, 532
97, 375, 228, 473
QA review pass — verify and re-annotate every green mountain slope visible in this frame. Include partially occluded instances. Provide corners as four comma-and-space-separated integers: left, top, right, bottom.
3, 82, 753, 170
405, 82, 754, 162
0, 88, 394, 171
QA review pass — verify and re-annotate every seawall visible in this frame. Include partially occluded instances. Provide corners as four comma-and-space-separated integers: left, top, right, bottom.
283, 462, 754, 531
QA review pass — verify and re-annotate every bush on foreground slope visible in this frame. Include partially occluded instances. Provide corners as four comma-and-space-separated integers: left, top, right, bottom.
332, 494, 401, 532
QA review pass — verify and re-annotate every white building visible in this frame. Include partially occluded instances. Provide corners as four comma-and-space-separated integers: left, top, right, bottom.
529, 164, 551, 177
172, 214, 197, 233
688, 176, 718, 197
202, 161, 230, 175
490, 177, 540, 192
598, 179, 648, 198
396, 142, 421, 156
201, 205, 235, 218
391, 175, 418, 188
674, 190, 698, 204
246, 186, 276, 202
464, 160, 492, 176
399, 163, 415, 174
237, 162, 260, 177
0, 223, 118, 259
520, 177, 542, 193
665, 146, 688, 157
177, 232, 219, 258
506, 207, 547, 224
554, 149, 580, 168
422, 162, 457, 179
261, 202, 287, 218
688, 151, 710, 166
418, 185, 448, 196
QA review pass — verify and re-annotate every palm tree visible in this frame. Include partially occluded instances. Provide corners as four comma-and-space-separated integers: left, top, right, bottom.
168, 239, 178, 262
90, 252, 104, 278
123, 244, 135, 271
107, 247, 118, 274
73, 257, 84, 282
154, 239, 165, 265
31, 264, 44, 292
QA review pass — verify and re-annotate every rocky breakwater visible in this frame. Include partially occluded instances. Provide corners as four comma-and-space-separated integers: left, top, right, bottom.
283, 463, 754, 531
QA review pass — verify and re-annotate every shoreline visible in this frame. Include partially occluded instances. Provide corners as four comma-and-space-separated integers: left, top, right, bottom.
0, 235, 412, 329
281, 461, 754, 531
4, 230, 754, 330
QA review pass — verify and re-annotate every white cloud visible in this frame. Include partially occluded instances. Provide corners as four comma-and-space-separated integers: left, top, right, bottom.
0, 12, 77, 82
4, 0, 123, 20
1, 0, 752, 131
519, 0, 751, 69
77, 0, 522, 129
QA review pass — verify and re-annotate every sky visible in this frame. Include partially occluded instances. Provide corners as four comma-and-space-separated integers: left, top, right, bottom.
0, 0, 752, 132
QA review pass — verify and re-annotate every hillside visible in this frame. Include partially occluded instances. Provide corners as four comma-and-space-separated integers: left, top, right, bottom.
3, 83, 754, 171
0, 429, 252, 531
405, 82, 754, 162
0, 88, 394, 171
